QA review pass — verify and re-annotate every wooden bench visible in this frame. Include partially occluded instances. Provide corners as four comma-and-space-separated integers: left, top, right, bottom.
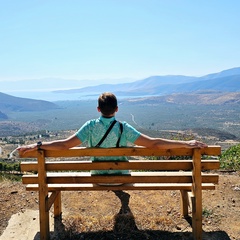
20, 146, 221, 240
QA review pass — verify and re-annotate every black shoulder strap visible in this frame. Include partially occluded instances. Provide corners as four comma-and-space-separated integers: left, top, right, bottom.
116, 122, 123, 148
95, 120, 117, 147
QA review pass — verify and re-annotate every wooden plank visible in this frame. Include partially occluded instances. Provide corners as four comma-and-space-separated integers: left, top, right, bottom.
20, 159, 220, 172
20, 147, 193, 158
21, 162, 38, 171
192, 148, 202, 240
180, 190, 189, 217
200, 146, 221, 156
22, 172, 219, 184
37, 150, 50, 240
188, 191, 194, 212
201, 160, 220, 170
53, 191, 62, 218
25, 183, 216, 191
47, 175, 193, 184
46, 160, 195, 171
20, 146, 221, 158
47, 191, 59, 211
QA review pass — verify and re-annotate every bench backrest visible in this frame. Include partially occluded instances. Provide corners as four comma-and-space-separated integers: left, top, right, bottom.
20, 146, 221, 188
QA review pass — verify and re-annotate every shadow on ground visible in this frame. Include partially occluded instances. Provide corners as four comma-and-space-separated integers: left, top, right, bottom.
33, 191, 231, 240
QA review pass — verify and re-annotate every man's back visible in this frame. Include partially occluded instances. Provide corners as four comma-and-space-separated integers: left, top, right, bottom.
75, 116, 141, 175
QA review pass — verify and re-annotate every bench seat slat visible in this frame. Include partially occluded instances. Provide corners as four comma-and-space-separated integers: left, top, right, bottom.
22, 171, 219, 184
24, 183, 216, 191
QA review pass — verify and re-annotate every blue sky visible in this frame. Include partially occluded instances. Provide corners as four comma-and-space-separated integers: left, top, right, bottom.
0, 0, 240, 82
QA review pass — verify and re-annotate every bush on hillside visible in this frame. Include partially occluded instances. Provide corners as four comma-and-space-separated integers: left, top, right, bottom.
219, 144, 240, 171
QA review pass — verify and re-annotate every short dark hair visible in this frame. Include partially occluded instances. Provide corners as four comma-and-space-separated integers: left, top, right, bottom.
98, 92, 117, 116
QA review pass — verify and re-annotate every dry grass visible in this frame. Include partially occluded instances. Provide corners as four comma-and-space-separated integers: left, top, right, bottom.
1, 173, 239, 240
50, 176, 240, 240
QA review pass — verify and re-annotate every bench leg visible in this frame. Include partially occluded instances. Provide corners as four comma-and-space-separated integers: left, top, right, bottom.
180, 190, 189, 217
191, 195, 202, 240
39, 192, 50, 240
192, 148, 203, 240
54, 191, 62, 218
37, 150, 50, 240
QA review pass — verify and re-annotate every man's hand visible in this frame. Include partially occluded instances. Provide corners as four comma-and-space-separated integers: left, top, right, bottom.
17, 144, 37, 155
186, 140, 208, 148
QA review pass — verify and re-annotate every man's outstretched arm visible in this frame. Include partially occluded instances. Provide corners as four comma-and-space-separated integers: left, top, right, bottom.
134, 134, 207, 149
17, 134, 82, 155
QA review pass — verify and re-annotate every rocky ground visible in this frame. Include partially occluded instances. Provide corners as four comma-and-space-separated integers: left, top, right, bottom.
0, 172, 239, 240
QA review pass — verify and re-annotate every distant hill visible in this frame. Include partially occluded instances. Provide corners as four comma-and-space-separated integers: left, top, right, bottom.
54, 67, 240, 96
0, 121, 41, 136
0, 92, 59, 112
124, 92, 240, 105
200, 67, 240, 80
167, 75, 240, 93
0, 111, 8, 120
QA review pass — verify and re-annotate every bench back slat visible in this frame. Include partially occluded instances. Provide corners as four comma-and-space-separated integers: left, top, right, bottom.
21, 159, 220, 172
20, 146, 221, 158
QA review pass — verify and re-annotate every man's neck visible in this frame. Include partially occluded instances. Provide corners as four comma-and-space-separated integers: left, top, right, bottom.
101, 114, 115, 118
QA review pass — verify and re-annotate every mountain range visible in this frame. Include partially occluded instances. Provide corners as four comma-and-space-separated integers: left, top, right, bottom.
0, 67, 240, 118
54, 67, 240, 97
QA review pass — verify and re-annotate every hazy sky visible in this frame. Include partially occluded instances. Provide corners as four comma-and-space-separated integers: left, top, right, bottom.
1, 0, 239, 82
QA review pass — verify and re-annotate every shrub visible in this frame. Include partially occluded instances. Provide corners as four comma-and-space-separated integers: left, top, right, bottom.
219, 144, 240, 171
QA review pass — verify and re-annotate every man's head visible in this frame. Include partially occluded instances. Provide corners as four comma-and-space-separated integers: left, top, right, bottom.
98, 92, 118, 116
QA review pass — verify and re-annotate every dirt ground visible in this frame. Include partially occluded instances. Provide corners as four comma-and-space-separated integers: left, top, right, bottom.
0, 172, 239, 240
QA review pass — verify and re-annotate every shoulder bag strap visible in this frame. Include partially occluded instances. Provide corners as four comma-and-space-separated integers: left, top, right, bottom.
116, 121, 123, 148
